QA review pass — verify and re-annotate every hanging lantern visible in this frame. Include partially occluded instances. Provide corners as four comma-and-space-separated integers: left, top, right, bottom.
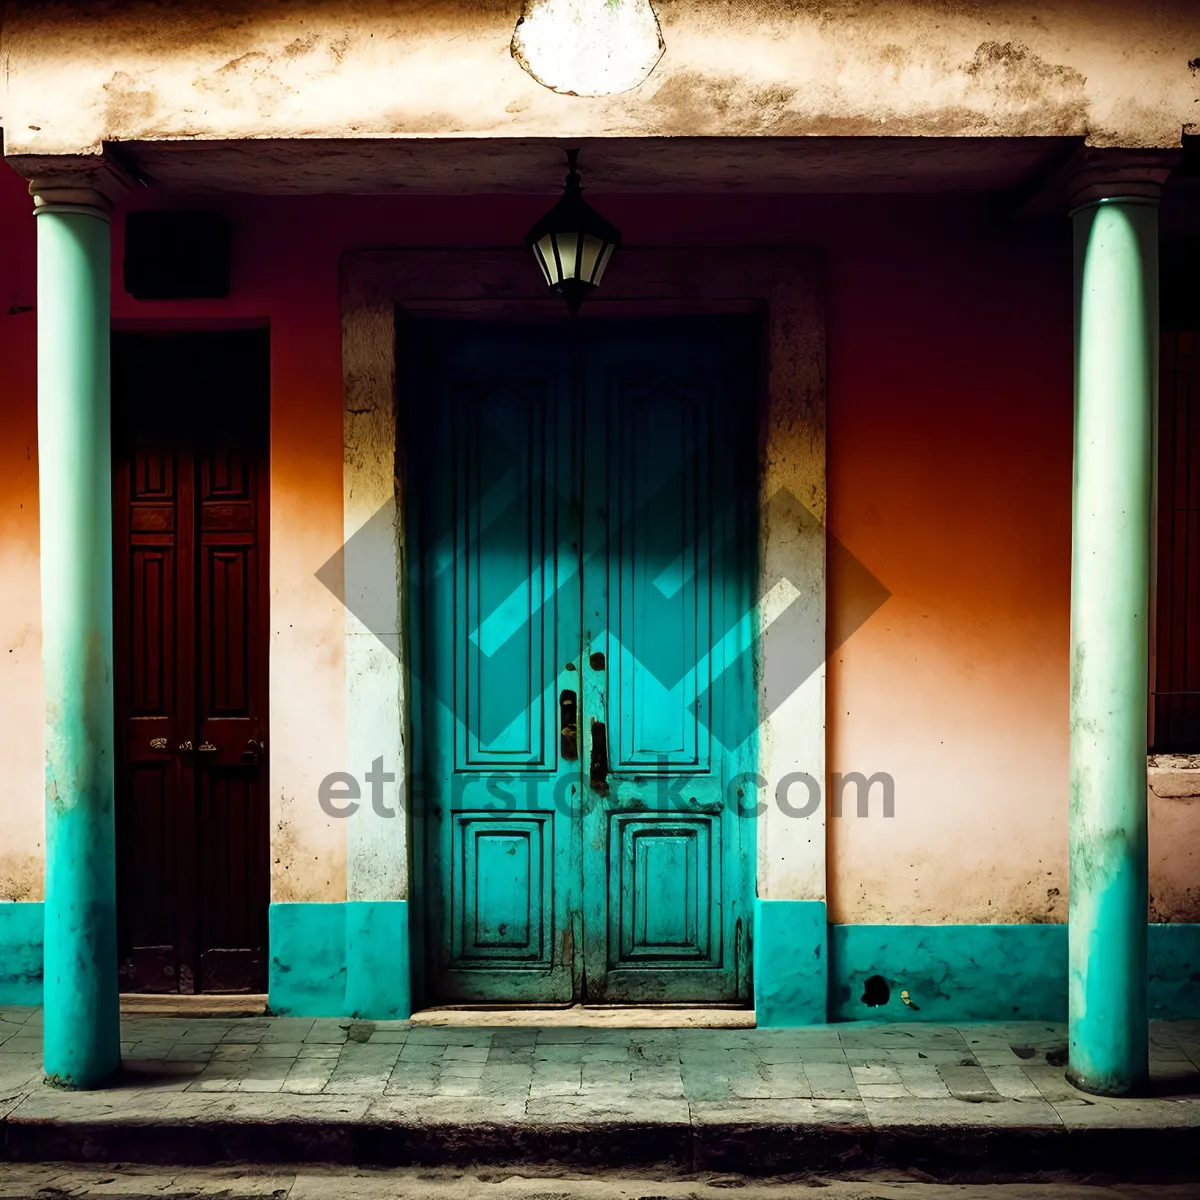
525, 149, 621, 316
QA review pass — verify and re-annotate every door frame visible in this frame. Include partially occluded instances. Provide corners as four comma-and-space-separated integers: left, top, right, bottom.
339, 247, 827, 1006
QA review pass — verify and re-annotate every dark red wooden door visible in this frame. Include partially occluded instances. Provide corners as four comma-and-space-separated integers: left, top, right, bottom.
1154, 331, 1200, 751
112, 331, 270, 993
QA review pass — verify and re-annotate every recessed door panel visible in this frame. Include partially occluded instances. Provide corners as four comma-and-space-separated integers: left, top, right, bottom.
611, 816, 720, 967
457, 382, 552, 767
610, 379, 711, 772
453, 814, 552, 963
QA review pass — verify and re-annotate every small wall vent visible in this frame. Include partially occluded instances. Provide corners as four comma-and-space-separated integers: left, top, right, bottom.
124, 211, 233, 300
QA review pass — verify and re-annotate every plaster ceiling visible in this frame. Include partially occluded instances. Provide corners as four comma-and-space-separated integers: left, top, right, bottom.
114, 136, 1084, 196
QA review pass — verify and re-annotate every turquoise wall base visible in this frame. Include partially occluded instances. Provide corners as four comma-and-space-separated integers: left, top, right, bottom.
0, 902, 43, 1005
753, 903, 1200, 1025
828, 923, 1067, 1022
754, 899, 827, 1026
828, 921, 1200, 1023
4, 897, 1194, 1024
268, 900, 411, 1020
1148, 923, 1200, 1020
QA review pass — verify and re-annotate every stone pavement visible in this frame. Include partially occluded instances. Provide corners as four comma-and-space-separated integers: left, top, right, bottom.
2, 1007, 1199, 1178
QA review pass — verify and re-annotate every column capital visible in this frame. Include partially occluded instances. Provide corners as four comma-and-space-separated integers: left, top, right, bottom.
1061, 146, 1180, 212
7, 152, 135, 218
1016, 145, 1181, 220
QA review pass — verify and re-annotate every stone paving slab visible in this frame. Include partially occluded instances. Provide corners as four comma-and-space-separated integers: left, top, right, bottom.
0, 1008, 1198, 1177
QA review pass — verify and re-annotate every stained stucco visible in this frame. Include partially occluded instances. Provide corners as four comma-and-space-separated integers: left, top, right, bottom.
0, 0, 1195, 158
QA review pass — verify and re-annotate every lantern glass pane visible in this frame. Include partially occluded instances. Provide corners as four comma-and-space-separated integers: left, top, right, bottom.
536, 234, 561, 284
532, 241, 553, 286
580, 234, 606, 284
593, 242, 616, 286
555, 231, 582, 282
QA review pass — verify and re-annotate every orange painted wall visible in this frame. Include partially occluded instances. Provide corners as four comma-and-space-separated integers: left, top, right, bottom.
0, 165, 41, 901
819, 202, 1074, 924
0, 161, 1191, 921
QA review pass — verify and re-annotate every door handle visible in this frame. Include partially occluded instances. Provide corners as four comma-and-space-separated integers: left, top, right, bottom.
241, 739, 264, 766
559, 690, 578, 761
589, 718, 609, 796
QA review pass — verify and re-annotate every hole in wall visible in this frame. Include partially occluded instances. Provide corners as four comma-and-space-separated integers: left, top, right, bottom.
861, 974, 890, 1007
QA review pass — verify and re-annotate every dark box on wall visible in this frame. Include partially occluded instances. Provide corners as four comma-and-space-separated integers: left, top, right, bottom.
124, 210, 233, 300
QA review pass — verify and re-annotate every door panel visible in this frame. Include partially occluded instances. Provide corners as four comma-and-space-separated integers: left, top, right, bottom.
113, 331, 270, 994
407, 323, 581, 1002
408, 317, 756, 1006
581, 322, 756, 1003
113, 339, 194, 993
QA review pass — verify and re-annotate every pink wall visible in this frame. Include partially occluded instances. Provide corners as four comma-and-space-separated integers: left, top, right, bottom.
0, 159, 1191, 920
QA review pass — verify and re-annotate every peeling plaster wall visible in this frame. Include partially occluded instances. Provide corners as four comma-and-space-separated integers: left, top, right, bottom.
1, 174, 1198, 923
0, 0, 1196, 155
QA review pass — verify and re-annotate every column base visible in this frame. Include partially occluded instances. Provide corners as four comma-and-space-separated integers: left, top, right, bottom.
43, 1064, 121, 1092
1065, 1064, 1148, 1098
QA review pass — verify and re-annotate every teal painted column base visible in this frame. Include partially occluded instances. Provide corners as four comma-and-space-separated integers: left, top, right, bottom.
753, 899, 827, 1026
269, 901, 411, 1019
0, 903, 44, 1005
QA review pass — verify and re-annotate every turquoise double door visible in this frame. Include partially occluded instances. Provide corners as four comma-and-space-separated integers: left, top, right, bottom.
405, 316, 757, 1005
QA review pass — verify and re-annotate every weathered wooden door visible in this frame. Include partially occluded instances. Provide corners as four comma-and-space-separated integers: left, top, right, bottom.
112, 331, 270, 994
407, 317, 756, 1005
577, 325, 757, 1002
408, 324, 582, 1003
